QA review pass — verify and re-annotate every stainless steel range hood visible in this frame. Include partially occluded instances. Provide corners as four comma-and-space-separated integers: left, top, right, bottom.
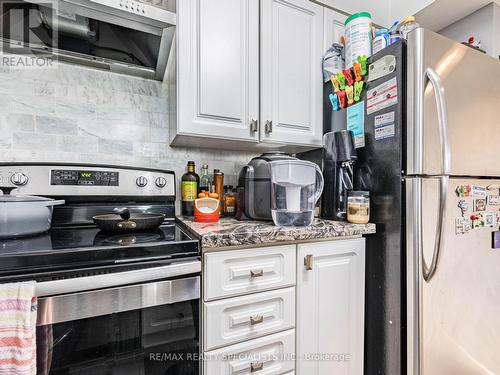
0, 0, 176, 80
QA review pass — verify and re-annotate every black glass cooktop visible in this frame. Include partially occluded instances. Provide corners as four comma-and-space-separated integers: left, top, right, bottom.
0, 223, 199, 276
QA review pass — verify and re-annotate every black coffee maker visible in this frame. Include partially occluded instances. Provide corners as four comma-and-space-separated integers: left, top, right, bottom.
322, 130, 357, 220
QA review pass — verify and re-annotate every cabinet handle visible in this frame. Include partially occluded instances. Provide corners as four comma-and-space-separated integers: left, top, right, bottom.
265, 120, 273, 133
304, 254, 313, 271
250, 269, 264, 278
250, 118, 258, 132
250, 362, 264, 372
250, 314, 264, 325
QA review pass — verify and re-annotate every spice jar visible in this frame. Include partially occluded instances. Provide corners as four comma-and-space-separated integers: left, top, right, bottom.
223, 186, 236, 216
347, 191, 370, 224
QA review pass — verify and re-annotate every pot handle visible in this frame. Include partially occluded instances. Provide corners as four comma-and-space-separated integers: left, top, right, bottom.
113, 207, 131, 220
45, 200, 65, 207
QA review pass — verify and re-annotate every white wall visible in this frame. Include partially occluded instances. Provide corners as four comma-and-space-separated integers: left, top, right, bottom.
439, 3, 499, 58
390, 0, 434, 25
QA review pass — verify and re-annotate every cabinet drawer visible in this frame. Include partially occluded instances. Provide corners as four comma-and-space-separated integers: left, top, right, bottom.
204, 245, 296, 301
204, 329, 295, 375
204, 287, 295, 350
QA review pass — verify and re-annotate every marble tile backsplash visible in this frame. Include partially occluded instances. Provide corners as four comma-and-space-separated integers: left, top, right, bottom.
0, 60, 254, 208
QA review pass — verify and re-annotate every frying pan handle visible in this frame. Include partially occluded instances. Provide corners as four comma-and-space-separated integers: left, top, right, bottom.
113, 207, 131, 220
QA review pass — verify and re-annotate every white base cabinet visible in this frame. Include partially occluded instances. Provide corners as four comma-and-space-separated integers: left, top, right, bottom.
296, 238, 365, 375
203, 238, 366, 375
204, 329, 296, 375
204, 287, 296, 350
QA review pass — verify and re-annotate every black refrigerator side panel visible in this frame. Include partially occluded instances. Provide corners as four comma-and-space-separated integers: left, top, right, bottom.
324, 41, 407, 375
359, 41, 406, 375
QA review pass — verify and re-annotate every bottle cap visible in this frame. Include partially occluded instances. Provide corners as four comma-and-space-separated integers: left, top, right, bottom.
403, 16, 416, 24
202, 164, 208, 169
188, 161, 195, 165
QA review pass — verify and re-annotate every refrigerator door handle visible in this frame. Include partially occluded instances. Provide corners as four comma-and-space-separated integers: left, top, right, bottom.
425, 67, 450, 175
422, 175, 448, 282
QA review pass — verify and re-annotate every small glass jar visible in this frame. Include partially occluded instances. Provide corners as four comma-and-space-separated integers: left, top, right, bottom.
347, 191, 370, 224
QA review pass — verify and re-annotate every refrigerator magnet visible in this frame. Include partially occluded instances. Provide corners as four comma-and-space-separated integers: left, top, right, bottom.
374, 112, 396, 141
347, 101, 365, 148
470, 213, 485, 228
471, 185, 487, 197
455, 185, 471, 197
487, 195, 500, 206
473, 198, 487, 212
485, 212, 496, 227
492, 231, 500, 249
366, 77, 398, 115
455, 218, 472, 235
458, 200, 468, 217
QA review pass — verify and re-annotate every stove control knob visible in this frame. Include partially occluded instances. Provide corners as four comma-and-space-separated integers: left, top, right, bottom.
155, 177, 167, 188
136, 176, 148, 188
10, 172, 29, 186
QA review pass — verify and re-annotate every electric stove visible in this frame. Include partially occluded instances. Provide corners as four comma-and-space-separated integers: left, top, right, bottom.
0, 163, 201, 375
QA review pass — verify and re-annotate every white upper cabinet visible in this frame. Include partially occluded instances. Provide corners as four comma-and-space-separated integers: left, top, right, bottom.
297, 239, 365, 375
260, 0, 324, 147
175, 0, 260, 144
323, 8, 347, 50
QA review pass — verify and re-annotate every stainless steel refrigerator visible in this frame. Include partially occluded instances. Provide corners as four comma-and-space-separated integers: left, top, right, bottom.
321, 28, 500, 374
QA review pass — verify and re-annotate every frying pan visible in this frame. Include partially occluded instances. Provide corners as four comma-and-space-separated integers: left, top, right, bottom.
92, 208, 165, 232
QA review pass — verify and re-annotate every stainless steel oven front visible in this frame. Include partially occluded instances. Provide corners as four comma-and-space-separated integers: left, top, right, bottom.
35, 260, 201, 375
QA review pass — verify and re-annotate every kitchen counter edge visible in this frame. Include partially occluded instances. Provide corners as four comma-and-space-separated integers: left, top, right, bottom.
176, 216, 376, 250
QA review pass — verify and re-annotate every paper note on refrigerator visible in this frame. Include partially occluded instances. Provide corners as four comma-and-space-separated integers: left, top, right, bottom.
366, 77, 398, 115
374, 111, 395, 140
347, 101, 365, 148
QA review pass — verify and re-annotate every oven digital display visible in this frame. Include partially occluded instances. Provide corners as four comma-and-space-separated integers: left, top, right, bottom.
51, 170, 119, 186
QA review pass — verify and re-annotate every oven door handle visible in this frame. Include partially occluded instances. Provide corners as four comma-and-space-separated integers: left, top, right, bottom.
37, 275, 200, 326
35, 260, 201, 297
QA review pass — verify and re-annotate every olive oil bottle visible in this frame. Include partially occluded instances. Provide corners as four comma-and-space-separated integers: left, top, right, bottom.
181, 161, 200, 216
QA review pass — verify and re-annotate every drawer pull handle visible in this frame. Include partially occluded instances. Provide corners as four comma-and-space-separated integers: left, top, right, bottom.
250, 314, 264, 325
250, 269, 264, 278
304, 254, 313, 271
250, 361, 264, 372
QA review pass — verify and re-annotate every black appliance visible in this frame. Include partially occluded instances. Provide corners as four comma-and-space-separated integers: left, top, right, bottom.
0, 163, 201, 375
236, 151, 297, 221
322, 130, 357, 220
322, 42, 407, 375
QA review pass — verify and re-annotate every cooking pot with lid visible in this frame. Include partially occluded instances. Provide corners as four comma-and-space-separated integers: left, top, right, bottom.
0, 186, 65, 239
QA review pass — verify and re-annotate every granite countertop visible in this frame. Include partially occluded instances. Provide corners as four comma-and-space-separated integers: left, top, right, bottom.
177, 216, 376, 249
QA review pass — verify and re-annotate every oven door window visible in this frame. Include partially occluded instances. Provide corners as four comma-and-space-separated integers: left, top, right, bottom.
37, 300, 199, 375
36, 274, 200, 375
